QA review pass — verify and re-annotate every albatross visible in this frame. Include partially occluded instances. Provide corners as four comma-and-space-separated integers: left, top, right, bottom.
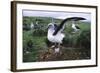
72, 21, 80, 32
71, 17, 86, 32
47, 17, 86, 53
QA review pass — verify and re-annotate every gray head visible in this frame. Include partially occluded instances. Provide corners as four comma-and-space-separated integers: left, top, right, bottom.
48, 23, 55, 29
48, 23, 58, 30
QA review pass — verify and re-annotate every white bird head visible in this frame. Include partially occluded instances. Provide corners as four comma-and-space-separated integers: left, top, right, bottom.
47, 23, 55, 30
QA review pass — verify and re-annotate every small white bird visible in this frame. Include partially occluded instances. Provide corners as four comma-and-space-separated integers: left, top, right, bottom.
71, 17, 86, 33
72, 23, 80, 32
30, 22, 34, 29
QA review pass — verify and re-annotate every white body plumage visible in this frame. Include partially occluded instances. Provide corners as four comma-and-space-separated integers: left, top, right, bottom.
47, 23, 65, 44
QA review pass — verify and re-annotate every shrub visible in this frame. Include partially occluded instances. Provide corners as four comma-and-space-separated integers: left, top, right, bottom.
32, 29, 47, 36
76, 30, 91, 49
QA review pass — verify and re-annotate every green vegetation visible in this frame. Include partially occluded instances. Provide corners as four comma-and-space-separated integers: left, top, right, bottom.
23, 16, 91, 62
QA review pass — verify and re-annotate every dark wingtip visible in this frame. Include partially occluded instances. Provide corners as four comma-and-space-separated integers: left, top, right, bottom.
66, 17, 86, 21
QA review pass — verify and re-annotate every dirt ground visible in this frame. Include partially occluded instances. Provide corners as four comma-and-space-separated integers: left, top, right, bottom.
38, 46, 90, 61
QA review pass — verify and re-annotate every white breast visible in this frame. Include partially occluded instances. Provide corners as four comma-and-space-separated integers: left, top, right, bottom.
47, 29, 65, 43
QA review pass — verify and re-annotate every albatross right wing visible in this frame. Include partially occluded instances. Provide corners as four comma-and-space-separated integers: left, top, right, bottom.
53, 17, 86, 35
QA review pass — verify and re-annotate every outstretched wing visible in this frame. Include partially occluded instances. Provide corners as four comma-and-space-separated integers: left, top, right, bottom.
53, 18, 69, 35
53, 17, 86, 35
